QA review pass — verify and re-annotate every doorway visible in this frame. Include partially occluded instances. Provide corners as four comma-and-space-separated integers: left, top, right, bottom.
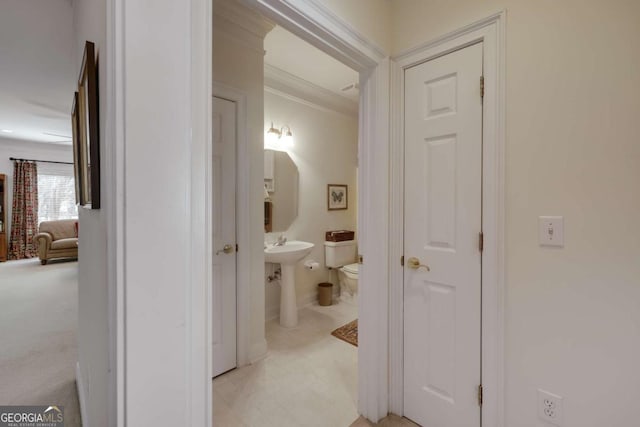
212, 96, 238, 377
403, 42, 483, 427
210, 0, 393, 424
212, 20, 362, 425
389, 13, 506, 427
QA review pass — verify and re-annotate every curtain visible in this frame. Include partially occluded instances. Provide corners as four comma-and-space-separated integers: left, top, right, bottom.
9, 161, 38, 259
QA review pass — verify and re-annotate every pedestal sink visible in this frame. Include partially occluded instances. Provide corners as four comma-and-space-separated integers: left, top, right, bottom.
265, 240, 314, 327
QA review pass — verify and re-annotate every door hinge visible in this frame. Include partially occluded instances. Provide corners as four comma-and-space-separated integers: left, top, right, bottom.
480, 75, 485, 99
401, 255, 404, 266
478, 384, 483, 406
236, 244, 239, 252
479, 232, 484, 252
358, 254, 363, 264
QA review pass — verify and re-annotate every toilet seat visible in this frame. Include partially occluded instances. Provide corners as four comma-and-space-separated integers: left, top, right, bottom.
341, 263, 359, 275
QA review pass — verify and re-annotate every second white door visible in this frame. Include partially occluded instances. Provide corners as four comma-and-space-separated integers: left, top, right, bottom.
403, 42, 483, 427
212, 96, 237, 377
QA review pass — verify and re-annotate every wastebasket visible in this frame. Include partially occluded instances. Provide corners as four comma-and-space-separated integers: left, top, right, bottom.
317, 282, 333, 306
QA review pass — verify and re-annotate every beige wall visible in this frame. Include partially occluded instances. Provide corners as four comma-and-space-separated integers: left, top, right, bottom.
73, 0, 109, 423
393, 1, 640, 426
317, 0, 392, 53
264, 90, 358, 318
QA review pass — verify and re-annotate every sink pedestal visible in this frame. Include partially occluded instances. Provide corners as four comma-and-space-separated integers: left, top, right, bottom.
279, 264, 298, 328
264, 240, 315, 328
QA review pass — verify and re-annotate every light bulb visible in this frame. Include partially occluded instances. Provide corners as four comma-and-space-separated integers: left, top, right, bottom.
265, 122, 281, 149
282, 128, 293, 148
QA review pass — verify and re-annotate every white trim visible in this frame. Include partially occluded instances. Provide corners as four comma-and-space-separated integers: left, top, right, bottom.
76, 363, 88, 427
246, 0, 385, 70
212, 82, 252, 367
357, 58, 391, 421
215, 0, 274, 39
389, 12, 506, 427
388, 58, 404, 416
189, 0, 213, 425
109, 0, 125, 424
244, 0, 390, 422
264, 64, 358, 117
213, 12, 270, 55
111, 0, 212, 424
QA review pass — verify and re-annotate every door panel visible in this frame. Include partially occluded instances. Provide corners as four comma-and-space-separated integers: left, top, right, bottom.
403, 42, 483, 427
212, 96, 237, 377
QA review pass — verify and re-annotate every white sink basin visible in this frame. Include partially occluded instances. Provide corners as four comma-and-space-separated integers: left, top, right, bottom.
264, 240, 314, 265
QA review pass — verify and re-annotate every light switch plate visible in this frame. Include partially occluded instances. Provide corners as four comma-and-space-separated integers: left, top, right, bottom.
539, 216, 564, 247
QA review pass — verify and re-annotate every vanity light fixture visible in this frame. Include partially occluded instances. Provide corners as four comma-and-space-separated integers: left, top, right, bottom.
281, 126, 293, 148
265, 122, 293, 150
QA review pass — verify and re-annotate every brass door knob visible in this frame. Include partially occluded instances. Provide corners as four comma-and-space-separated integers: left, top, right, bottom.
216, 244, 234, 255
407, 257, 430, 271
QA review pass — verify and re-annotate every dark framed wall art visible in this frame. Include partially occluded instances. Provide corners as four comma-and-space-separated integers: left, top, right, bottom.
71, 91, 83, 205
327, 184, 348, 210
78, 40, 100, 209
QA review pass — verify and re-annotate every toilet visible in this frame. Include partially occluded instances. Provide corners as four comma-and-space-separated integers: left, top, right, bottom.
324, 240, 359, 298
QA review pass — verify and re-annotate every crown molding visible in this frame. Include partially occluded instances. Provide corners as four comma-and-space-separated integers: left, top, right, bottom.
214, 0, 275, 40
264, 63, 358, 117
245, 0, 386, 72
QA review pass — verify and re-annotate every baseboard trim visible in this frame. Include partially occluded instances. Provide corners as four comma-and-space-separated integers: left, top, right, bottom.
75, 362, 88, 427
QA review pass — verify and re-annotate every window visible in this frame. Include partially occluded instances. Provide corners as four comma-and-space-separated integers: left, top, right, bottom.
37, 163, 78, 224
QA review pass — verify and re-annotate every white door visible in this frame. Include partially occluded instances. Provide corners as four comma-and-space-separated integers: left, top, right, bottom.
403, 42, 483, 427
212, 96, 237, 377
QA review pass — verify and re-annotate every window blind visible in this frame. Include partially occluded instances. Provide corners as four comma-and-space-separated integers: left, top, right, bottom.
37, 163, 78, 224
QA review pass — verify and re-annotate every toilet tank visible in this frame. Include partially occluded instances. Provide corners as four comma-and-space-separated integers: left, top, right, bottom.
324, 240, 357, 268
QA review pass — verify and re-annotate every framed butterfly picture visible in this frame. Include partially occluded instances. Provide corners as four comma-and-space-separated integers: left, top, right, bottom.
327, 184, 348, 210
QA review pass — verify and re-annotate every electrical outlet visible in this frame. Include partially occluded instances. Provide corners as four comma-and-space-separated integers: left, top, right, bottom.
538, 389, 563, 426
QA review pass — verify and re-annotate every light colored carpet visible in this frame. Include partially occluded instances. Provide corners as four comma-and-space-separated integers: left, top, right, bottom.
0, 258, 81, 426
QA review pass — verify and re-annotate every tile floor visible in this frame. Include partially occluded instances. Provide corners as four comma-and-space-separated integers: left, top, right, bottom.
213, 298, 360, 426
213, 298, 419, 427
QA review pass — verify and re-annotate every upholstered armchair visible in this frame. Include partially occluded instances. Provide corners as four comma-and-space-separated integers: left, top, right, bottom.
34, 219, 78, 264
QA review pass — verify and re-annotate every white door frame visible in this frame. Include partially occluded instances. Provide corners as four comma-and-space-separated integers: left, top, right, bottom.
109, 0, 213, 424
245, 0, 390, 421
389, 12, 506, 427
212, 83, 251, 367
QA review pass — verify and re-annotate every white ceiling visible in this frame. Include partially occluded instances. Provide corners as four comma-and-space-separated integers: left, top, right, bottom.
0, 11, 357, 146
0, 0, 76, 144
264, 25, 360, 103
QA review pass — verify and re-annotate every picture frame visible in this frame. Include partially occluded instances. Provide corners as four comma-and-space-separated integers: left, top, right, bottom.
327, 184, 348, 210
71, 92, 83, 205
78, 40, 100, 209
